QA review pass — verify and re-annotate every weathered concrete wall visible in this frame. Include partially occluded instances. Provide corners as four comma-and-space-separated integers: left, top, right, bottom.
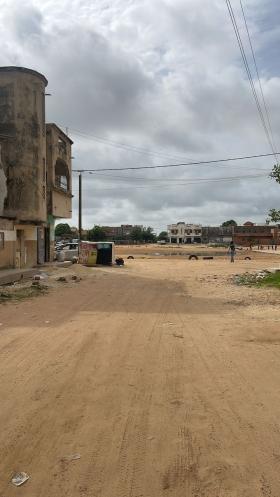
52, 189, 72, 218
0, 143, 7, 215
0, 67, 48, 222
14, 225, 38, 268
0, 219, 15, 268
47, 214, 55, 261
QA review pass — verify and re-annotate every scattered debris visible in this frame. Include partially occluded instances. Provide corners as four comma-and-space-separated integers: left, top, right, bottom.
173, 333, 184, 339
189, 255, 198, 260
170, 399, 183, 407
0, 284, 48, 304
234, 269, 280, 286
33, 274, 43, 281
57, 277, 67, 282
62, 453, 81, 462
11, 472, 30, 486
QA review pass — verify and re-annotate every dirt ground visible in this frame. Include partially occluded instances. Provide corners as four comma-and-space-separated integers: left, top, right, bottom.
1, 248, 280, 496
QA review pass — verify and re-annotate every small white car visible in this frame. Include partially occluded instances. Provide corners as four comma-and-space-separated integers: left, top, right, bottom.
56, 243, 79, 262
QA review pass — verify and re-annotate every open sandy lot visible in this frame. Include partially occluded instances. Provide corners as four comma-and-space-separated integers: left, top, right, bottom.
1, 250, 280, 496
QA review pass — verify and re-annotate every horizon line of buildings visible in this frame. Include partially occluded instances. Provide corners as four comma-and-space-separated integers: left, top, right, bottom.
66, 225, 144, 241
167, 222, 280, 246
66, 221, 280, 248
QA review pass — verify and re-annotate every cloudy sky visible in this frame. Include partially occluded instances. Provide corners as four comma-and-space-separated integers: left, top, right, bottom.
1, 0, 280, 232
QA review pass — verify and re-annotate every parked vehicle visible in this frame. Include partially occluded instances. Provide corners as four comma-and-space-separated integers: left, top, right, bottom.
55, 242, 79, 262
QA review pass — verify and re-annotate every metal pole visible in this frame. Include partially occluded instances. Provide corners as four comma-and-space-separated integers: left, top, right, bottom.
79, 172, 82, 242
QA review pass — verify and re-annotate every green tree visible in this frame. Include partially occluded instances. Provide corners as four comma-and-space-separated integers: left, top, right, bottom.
222, 220, 237, 227
130, 226, 144, 242
267, 208, 280, 223
55, 223, 72, 237
142, 227, 157, 243
267, 165, 280, 223
130, 226, 156, 243
270, 164, 280, 183
88, 225, 107, 241
158, 231, 168, 241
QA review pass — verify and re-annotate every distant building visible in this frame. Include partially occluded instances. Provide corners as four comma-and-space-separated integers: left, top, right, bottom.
202, 226, 233, 244
202, 223, 280, 246
168, 222, 202, 244
102, 225, 143, 241
233, 223, 280, 246
0, 66, 73, 269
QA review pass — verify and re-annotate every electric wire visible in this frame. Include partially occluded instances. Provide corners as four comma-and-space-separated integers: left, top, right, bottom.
225, 0, 277, 162
71, 172, 268, 193
72, 151, 278, 173
61, 126, 195, 162
73, 165, 271, 183
239, 0, 279, 160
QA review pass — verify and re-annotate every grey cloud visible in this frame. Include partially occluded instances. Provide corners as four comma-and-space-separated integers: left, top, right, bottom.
7, 3, 43, 41
1, 0, 280, 230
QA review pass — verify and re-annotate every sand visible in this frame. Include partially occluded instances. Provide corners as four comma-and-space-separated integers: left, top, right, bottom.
0, 248, 280, 496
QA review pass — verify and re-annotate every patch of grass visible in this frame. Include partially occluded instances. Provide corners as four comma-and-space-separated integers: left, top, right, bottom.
208, 243, 228, 248
258, 272, 280, 288
0, 284, 48, 304
234, 271, 280, 289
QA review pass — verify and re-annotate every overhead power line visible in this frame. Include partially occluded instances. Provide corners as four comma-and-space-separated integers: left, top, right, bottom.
71, 172, 268, 193
239, 0, 278, 159
72, 151, 278, 173
82, 166, 271, 182
61, 126, 194, 162
225, 0, 278, 163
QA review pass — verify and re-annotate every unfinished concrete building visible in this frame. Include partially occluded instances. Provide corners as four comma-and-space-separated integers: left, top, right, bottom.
0, 66, 73, 269
46, 123, 73, 261
168, 222, 202, 244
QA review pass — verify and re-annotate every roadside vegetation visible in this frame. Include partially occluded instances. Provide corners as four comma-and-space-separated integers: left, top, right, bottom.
259, 272, 280, 288
235, 271, 280, 288
0, 284, 48, 304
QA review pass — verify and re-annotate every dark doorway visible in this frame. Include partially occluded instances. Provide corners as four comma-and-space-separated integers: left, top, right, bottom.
37, 227, 45, 265
44, 227, 50, 262
16, 229, 24, 268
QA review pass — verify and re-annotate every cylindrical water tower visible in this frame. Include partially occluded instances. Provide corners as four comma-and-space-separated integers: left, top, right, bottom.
0, 66, 48, 222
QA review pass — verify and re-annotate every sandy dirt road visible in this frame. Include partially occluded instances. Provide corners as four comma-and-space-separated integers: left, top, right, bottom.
1, 256, 280, 496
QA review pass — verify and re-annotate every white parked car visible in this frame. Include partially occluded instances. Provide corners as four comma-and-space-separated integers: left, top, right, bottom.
56, 242, 79, 262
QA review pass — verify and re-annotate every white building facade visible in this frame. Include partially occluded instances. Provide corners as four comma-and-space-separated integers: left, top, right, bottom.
168, 222, 202, 244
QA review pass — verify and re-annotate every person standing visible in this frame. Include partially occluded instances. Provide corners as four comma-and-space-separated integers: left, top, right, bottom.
228, 241, 236, 263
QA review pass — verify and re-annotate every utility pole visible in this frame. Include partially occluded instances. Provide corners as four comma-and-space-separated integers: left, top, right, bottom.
79, 172, 82, 241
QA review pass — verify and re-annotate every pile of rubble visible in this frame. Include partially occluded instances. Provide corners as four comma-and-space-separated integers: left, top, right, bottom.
234, 267, 280, 286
